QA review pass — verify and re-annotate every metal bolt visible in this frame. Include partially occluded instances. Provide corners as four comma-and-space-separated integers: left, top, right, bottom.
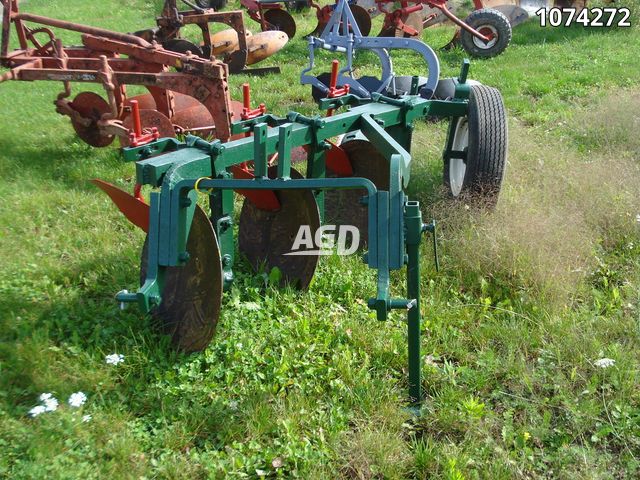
119, 290, 128, 310
222, 254, 232, 266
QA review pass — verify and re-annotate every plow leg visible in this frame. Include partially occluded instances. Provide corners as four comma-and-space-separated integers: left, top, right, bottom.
405, 201, 423, 405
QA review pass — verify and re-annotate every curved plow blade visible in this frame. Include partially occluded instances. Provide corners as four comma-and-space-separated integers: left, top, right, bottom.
208, 28, 252, 56
263, 8, 297, 39
324, 140, 389, 245
238, 167, 320, 289
231, 164, 281, 211
122, 109, 175, 147
125, 93, 217, 138
140, 206, 223, 353
91, 179, 149, 232
307, 4, 371, 37
246, 30, 289, 65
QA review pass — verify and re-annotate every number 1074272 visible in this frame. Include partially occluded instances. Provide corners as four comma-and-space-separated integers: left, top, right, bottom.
535, 7, 631, 27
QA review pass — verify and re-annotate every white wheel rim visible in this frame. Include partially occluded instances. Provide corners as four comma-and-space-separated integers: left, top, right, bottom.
449, 118, 469, 197
472, 25, 498, 49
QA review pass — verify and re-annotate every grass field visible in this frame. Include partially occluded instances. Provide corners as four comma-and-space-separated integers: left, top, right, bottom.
1, 0, 639, 478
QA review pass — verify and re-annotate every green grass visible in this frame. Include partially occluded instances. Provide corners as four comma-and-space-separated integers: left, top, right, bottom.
1, 0, 640, 478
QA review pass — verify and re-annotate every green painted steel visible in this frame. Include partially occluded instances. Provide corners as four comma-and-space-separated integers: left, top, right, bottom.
117, 69, 480, 404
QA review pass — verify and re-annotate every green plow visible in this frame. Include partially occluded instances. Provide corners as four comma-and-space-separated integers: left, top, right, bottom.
107, 59, 507, 404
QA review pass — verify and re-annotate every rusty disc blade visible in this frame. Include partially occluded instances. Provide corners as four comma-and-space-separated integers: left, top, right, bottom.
70, 91, 114, 147
238, 167, 320, 289
305, 20, 327, 38
379, 11, 424, 37
351, 4, 372, 36
230, 100, 244, 122
140, 206, 222, 353
123, 109, 176, 145
263, 8, 297, 39
125, 93, 157, 110
355, 0, 381, 18
171, 106, 215, 136
246, 30, 289, 65
324, 140, 389, 245
126, 92, 202, 112
403, 11, 424, 37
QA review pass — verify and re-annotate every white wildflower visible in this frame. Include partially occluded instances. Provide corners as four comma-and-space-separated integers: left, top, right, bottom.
594, 358, 616, 369
39, 393, 53, 402
68, 392, 87, 407
255, 469, 267, 477
105, 353, 125, 365
82, 415, 92, 423
229, 400, 239, 411
29, 405, 46, 417
43, 396, 58, 412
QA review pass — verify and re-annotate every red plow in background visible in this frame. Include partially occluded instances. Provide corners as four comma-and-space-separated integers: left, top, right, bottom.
0, 0, 290, 148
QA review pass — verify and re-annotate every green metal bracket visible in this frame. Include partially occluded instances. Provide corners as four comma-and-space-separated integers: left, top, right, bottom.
317, 93, 364, 111
423, 220, 439, 272
253, 123, 269, 178
123, 137, 182, 163
277, 123, 293, 179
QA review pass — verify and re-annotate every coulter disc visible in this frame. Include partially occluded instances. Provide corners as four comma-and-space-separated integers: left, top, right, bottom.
238, 167, 320, 289
263, 8, 297, 39
324, 140, 389, 245
70, 91, 114, 147
140, 206, 223, 353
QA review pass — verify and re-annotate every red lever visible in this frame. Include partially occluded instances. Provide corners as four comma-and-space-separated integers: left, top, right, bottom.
327, 60, 350, 117
128, 100, 160, 147
241, 83, 266, 120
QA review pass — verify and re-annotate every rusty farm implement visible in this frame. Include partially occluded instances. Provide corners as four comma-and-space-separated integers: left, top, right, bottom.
236, 0, 511, 56
95, 0, 508, 403
138, 0, 288, 73
239, 0, 372, 39
0, 0, 287, 147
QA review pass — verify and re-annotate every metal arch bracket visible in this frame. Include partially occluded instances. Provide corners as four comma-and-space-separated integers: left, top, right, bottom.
301, 0, 440, 99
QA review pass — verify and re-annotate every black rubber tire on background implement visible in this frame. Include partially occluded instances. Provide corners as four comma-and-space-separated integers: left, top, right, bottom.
196, 0, 228, 10
460, 8, 511, 58
443, 84, 507, 207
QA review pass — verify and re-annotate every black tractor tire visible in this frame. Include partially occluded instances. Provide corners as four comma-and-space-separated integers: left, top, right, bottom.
195, 0, 227, 10
460, 8, 511, 58
443, 84, 507, 207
